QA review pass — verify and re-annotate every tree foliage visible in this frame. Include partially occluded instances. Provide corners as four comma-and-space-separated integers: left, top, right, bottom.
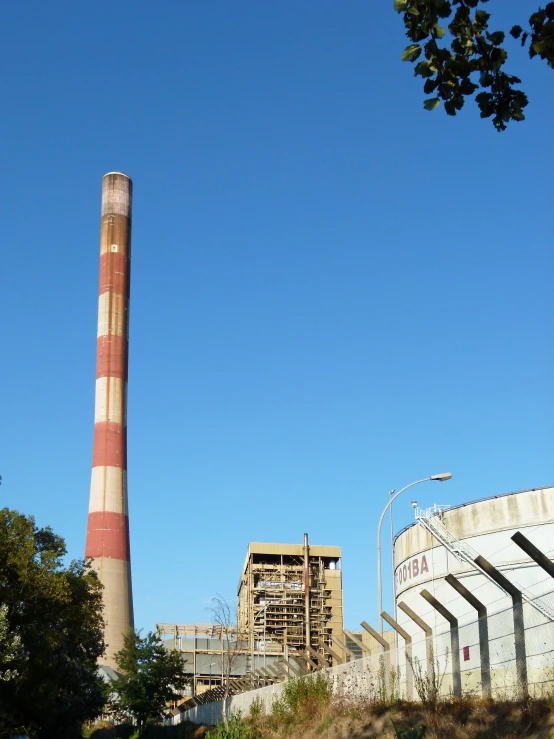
0, 604, 23, 683
395, 0, 554, 130
0, 508, 106, 738
111, 630, 189, 735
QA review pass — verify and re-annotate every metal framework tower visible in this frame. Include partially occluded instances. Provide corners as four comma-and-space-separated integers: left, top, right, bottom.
237, 541, 344, 666
85, 172, 134, 669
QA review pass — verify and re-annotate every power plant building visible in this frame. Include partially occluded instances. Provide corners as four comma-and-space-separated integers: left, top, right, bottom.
85, 173, 134, 670
157, 537, 345, 700
237, 539, 344, 665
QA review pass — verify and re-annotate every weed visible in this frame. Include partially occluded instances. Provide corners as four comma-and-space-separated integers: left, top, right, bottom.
391, 720, 428, 738
206, 712, 252, 739
408, 648, 449, 711
377, 655, 401, 704
246, 697, 263, 720
315, 715, 333, 735
270, 672, 332, 721
407, 648, 449, 736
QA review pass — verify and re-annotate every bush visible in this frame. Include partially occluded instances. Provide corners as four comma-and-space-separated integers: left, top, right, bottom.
271, 673, 332, 721
248, 697, 263, 719
206, 712, 252, 739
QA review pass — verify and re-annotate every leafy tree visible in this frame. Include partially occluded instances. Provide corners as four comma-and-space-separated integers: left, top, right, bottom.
395, 0, 554, 130
0, 507, 106, 738
0, 604, 23, 682
111, 629, 189, 735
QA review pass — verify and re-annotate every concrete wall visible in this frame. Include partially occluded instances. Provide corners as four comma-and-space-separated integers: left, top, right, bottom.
173, 608, 554, 727
172, 659, 376, 726
173, 580, 554, 726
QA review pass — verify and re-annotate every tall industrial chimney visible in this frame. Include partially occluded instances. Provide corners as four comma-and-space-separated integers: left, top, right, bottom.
85, 172, 134, 669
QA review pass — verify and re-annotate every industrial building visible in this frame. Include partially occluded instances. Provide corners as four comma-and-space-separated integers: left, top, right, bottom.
156, 622, 283, 697
158, 536, 347, 700
237, 537, 344, 667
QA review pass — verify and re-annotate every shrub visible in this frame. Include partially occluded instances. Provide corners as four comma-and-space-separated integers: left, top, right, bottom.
248, 697, 263, 719
206, 712, 252, 739
271, 673, 332, 720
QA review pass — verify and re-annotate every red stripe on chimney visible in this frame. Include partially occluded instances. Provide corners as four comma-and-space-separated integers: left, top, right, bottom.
85, 511, 130, 561
92, 422, 127, 469
96, 335, 128, 380
99, 252, 130, 297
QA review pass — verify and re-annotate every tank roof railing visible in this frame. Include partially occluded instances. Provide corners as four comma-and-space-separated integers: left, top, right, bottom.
414, 504, 451, 520
394, 483, 554, 543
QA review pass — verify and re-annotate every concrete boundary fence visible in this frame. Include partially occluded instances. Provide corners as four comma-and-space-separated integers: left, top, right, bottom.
171, 587, 554, 726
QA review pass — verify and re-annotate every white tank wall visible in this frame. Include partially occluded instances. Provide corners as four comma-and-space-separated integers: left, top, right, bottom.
392, 486, 554, 692
395, 486, 554, 606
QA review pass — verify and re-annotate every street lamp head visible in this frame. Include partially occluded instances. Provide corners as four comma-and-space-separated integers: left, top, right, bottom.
430, 472, 452, 482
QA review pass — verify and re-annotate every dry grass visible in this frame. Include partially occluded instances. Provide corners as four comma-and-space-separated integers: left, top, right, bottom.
241, 695, 554, 739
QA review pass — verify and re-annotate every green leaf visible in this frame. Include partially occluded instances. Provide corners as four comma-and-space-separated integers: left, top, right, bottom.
488, 31, 505, 45
459, 78, 478, 95
476, 91, 494, 118
401, 44, 423, 62
424, 78, 438, 93
490, 47, 507, 70
415, 61, 435, 78
434, 24, 446, 38
423, 97, 441, 110
510, 25, 523, 39
394, 0, 408, 11
475, 9, 490, 24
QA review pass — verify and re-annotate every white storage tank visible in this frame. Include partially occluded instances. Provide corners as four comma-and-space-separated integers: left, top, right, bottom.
393, 485, 554, 696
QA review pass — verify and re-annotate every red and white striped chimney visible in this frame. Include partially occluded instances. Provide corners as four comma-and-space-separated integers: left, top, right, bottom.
85, 172, 134, 669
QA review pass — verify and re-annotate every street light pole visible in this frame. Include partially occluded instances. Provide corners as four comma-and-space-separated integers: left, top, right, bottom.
377, 473, 452, 635
389, 488, 397, 650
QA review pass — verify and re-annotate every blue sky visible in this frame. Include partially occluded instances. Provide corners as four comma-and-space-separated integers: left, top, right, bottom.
1, 1, 552, 633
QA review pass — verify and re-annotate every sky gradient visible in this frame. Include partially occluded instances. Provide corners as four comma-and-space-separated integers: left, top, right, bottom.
1, 1, 552, 634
